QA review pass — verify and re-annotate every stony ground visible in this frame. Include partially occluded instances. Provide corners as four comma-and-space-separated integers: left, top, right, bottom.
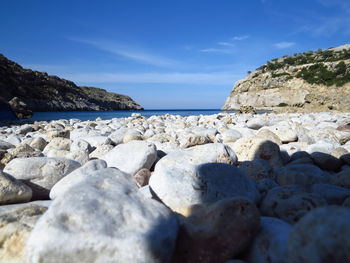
0, 112, 350, 263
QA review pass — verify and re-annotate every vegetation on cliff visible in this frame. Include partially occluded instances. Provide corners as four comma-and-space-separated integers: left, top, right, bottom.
0, 54, 143, 112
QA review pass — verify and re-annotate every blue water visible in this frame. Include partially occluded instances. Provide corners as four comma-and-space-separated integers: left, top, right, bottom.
26, 109, 238, 121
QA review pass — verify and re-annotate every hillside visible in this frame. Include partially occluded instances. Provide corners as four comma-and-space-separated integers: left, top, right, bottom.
222, 44, 350, 112
0, 54, 143, 113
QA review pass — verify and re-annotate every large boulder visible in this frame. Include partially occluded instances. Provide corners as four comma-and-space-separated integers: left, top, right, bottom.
26, 168, 179, 263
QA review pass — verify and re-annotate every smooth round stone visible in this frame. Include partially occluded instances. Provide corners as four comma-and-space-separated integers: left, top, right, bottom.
232, 137, 283, 169
256, 129, 282, 145
173, 198, 260, 263
275, 164, 329, 187
221, 129, 242, 143
311, 183, 350, 205
311, 152, 342, 172
239, 158, 274, 181
263, 125, 298, 143
329, 165, 350, 189
150, 158, 260, 215
4, 157, 81, 199
246, 117, 269, 130
123, 130, 143, 143
256, 178, 278, 199
0, 171, 32, 205
0, 204, 47, 263
27, 168, 179, 263
89, 144, 114, 159
102, 140, 157, 176
260, 185, 327, 224
288, 206, 350, 263
43, 137, 72, 153
244, 217, 292, 263
49, 159, 107, 199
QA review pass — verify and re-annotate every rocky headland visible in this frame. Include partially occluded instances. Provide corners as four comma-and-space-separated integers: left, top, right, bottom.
222, 44, 350, 112
0, 111, 350, 262
0, 54, 143, 119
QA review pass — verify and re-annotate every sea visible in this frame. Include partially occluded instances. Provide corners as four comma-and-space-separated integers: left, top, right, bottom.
26, 109, 239, 122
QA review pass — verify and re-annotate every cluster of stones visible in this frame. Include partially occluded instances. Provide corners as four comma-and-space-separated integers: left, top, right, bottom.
0, 111, 350, 263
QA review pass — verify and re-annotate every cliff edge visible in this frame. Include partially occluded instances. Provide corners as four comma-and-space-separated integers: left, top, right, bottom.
222, 44, 350, 112
0, 54, 143, 114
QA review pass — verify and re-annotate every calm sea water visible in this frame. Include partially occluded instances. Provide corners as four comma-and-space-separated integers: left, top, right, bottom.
26, 109, 239, 122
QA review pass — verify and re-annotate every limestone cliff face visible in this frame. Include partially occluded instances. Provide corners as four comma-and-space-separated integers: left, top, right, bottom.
0, 54, 143, 112
222, 44, 350, 112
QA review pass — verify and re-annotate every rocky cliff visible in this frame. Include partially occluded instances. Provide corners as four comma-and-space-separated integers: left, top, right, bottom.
222, 44, 350, 112
0, 54, 143, 113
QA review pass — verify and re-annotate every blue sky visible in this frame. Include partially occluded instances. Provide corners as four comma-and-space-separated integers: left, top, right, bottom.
1, 0, 349, 109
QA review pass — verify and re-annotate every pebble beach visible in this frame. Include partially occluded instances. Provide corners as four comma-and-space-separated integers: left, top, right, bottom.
1, 111, 350, 262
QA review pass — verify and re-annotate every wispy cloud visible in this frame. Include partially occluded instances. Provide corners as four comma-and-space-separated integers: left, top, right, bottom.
218, 42, 235, 47
68, 37, 180, 67
232, 35, 249, 41
200, 48, 235, 54
62, 71, 238, 85
274, 41, 296, 49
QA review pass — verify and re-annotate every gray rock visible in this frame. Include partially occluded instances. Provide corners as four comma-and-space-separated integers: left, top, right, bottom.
260, 185, 327, 224
256, 129, 282, 145
134, 168, 152, 187
221, 129, 242, 143
27, 168, 178, 263
173, 198, 260, 263
311, 183, 350, 205
331, 167, 350, 189
4, 157, 81, 199
102, 140, 157, 175
244, 217, 292, 263
0, 171, 32, 205
50, 159, 107, 199
43, 137, 72, 153
275, 164, 329, 187
288, 206, 350, 263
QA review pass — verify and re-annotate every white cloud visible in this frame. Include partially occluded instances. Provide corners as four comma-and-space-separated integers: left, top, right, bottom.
68, 37, 180, 67
199, 48, 235, 54
232, 35, 249, 41
62, 71, 238, 85
217, 42, 235, 47
274, 41, 296, 49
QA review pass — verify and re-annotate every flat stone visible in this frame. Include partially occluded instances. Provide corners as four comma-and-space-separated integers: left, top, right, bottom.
288, 206, 350, 263
173, 198, 260, 263
27, 168, 178, 263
